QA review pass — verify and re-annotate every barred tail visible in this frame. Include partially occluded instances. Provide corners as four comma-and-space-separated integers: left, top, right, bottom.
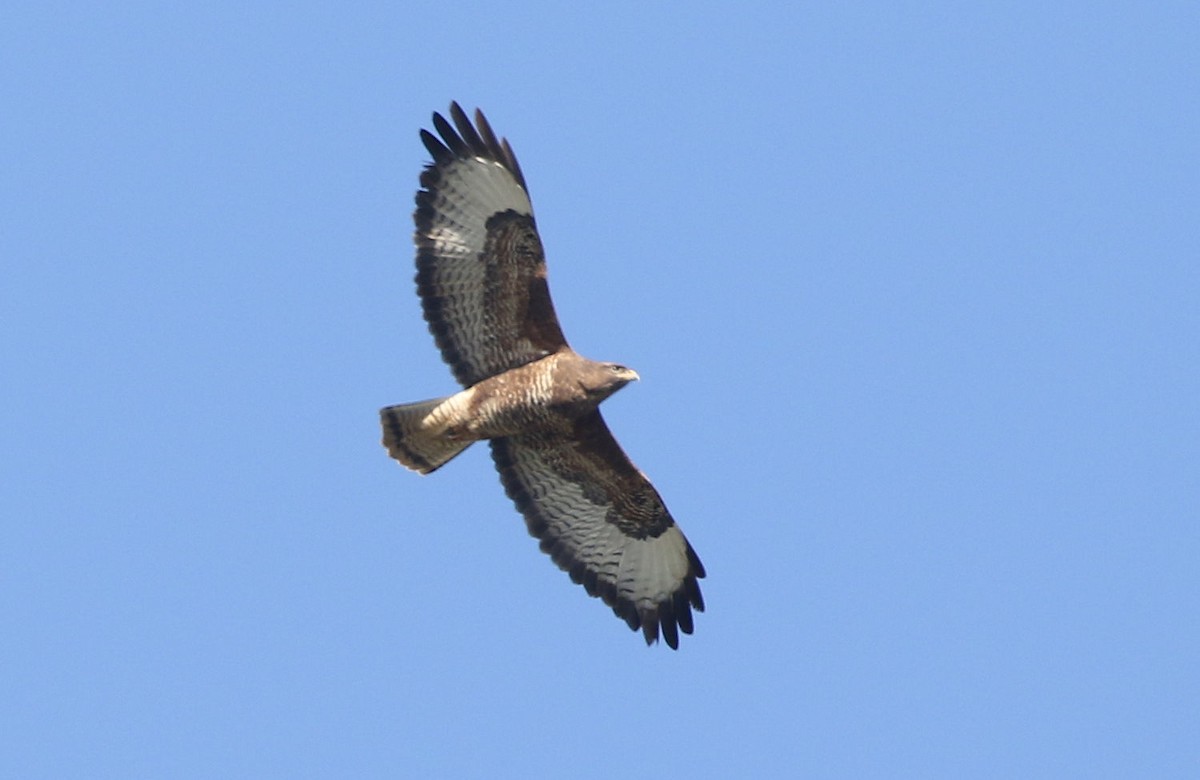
380, 397, 472, 474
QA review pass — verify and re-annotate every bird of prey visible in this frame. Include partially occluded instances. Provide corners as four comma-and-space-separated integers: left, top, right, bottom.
380, 103, 705, 648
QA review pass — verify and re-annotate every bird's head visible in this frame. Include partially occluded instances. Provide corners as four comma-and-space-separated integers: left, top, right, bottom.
582, 361, 640, 401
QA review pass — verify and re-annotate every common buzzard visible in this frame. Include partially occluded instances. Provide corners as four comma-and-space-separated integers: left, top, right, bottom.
381, 103, 705, 649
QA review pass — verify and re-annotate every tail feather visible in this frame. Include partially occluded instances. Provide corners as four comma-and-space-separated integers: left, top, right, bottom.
380, 397, 472, 474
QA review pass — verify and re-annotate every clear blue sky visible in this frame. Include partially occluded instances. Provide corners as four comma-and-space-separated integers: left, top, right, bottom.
3, 2, 1197, 777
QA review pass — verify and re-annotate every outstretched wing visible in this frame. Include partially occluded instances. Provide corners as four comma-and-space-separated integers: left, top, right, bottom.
489, 412, 706, 649
414, 103, 568, 387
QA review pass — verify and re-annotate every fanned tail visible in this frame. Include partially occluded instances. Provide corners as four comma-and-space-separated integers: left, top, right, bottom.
380, 397, 472, 474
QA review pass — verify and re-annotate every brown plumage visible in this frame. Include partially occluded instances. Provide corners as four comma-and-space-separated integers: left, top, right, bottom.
380, 103, 705, 649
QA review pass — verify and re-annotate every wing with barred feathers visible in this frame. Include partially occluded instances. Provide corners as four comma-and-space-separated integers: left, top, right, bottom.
489, 411, 706, 649
414, 102, 568, 388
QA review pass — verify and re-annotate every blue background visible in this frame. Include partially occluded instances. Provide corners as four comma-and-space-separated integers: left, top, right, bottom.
3, 2, 1196, 777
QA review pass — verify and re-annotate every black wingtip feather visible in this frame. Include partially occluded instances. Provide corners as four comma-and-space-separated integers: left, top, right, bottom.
659, 606, 680, 650
474, 108, 500, 151
500, 138, 527, 190
430, 111, 467, 156
686, 575, 705, 613
641, 610, 660, 647
419, 129, 451, 163
450, 102, 486, 154
419, 103, 529, 191
674, 591, 695, 635
688, 543, 707, 580
614, 600, 640, 632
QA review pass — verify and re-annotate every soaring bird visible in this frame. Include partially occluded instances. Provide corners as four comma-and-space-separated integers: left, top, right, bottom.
381, 103, 704, 648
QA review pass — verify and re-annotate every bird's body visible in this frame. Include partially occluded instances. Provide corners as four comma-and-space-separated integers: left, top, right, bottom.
381, 103, 704, 648
383, 352, 637, 472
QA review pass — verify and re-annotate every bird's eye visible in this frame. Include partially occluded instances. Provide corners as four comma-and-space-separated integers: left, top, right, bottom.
610, 364, 625, 373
